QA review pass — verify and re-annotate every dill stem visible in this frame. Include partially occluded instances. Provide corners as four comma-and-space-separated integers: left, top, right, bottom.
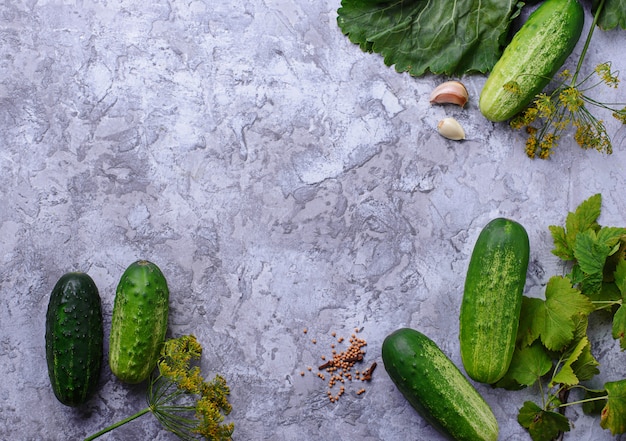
83, 407, 152, 441
571, 0, 605, 85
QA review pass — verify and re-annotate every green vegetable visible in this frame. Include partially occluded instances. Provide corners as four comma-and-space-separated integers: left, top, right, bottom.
109, 260, 170, 384
479, 0, 584, 122
382, 328, 498, 441
460, 217, 530, 384
337, 0, 522, 76
45, 272, 103, 407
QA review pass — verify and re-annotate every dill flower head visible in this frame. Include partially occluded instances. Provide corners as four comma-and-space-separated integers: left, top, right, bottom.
558, 87, 584, 113
510, 63, 625, 159
595, 62, 620, 88
149, 335, 234, 441
613, 107, 626, 124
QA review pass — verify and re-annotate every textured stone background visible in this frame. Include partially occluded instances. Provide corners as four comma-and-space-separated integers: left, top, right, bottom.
1, 1, 625, 440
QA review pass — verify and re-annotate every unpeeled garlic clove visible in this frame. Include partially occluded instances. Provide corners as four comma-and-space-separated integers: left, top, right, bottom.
429, 80, 469, 107
437, 117, 466, 141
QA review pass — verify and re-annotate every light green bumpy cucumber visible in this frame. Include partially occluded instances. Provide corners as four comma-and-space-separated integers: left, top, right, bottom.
479, 0, 584, 122
109, 260, 169, 383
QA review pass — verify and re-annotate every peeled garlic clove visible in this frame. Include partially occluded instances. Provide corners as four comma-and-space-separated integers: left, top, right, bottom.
429, 80, 469, 107
437, 117, 466, 141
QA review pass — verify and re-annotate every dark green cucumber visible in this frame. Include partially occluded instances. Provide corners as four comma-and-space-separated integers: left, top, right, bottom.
109, 260, 169, 383
479, 0, 584, 121
45, 272, 103, 406
382, 328, 498, 441
460, 218, 530, 384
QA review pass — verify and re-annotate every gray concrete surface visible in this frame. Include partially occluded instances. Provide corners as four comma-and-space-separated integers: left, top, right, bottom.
1, 1, 626, 440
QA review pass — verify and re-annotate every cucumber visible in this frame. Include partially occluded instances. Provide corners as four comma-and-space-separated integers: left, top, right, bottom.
109, 260, 169, 383
479, 0, 584, 122
382, 328, 498, 441
45, 272, 103, 406
460, 218, 530, 384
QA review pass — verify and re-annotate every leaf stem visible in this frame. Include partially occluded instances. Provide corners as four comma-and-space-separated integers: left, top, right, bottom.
571, 0, 605, 86
83, 407, 152, 441
557, 394, 607, 409
591, 299, 622, 311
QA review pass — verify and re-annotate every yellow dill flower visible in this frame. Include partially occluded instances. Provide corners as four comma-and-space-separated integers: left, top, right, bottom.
511, 106, 540, 130
613, 107, 626, 124
178, 366, 204, 394
510, 114, 526, 130
558, 87, 584, 113
595, 62, 620, 88
534, 93, 556, 119
194, 393, 234, 440
503, 80, 522, 95
558, 69, 572, 81
538, 146, 552, 160
525, 135, 538, 158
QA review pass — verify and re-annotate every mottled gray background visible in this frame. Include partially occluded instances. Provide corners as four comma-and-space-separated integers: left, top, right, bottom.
1, 1, 626, 440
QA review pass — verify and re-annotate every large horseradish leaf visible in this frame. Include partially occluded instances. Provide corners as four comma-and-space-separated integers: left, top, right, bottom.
336, 0, 523, 76
593, 0, 626, 30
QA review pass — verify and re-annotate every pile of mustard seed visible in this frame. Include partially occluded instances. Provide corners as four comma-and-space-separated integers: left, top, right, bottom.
301, 327, 376, 403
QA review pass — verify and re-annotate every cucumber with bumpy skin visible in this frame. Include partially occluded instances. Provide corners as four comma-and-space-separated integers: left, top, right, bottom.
109, 260, 169, 383
479, 0, 584, 122
382, 328, 498, 441
460, 218, 530, 384
45, 272, 103, 406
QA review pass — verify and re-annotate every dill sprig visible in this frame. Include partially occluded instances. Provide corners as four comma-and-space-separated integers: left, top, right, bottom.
84, 335, 233, 441
510, 0, 626, 159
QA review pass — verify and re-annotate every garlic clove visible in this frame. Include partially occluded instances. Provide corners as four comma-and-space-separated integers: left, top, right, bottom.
429, 80, 469, 107
437, 117, 466, 141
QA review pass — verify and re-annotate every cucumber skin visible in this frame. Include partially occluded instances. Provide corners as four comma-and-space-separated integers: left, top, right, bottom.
382, 328, 498, 441
460, 218, 530, 384
479, 0, 584, 122
45, 272, 103, 407
109, 260, 169, 384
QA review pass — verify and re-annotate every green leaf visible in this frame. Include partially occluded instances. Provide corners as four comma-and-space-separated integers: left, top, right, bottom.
551, 194, 601, 262
518, 401, 571, 441
612, 305, 626, 350
570, 339, 600, 382
551, 364, 577, 388
597, 227, 626, 251
508, 343, 553, 387
336, 0, 522, 76
601, 380, 626, 435
564, 194, 602, 250
579, 271, 604, 299
615, 258, 626, 297
573, 227, 626, 297
574, 230, 610, 275
517, 296, 544, 347
583, 389, 608, 415
550, 336, 588, 387
597, 281, 623, 303
537, 276, 595, 351
592, 0, 626, 30
550, 225, 573, 261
